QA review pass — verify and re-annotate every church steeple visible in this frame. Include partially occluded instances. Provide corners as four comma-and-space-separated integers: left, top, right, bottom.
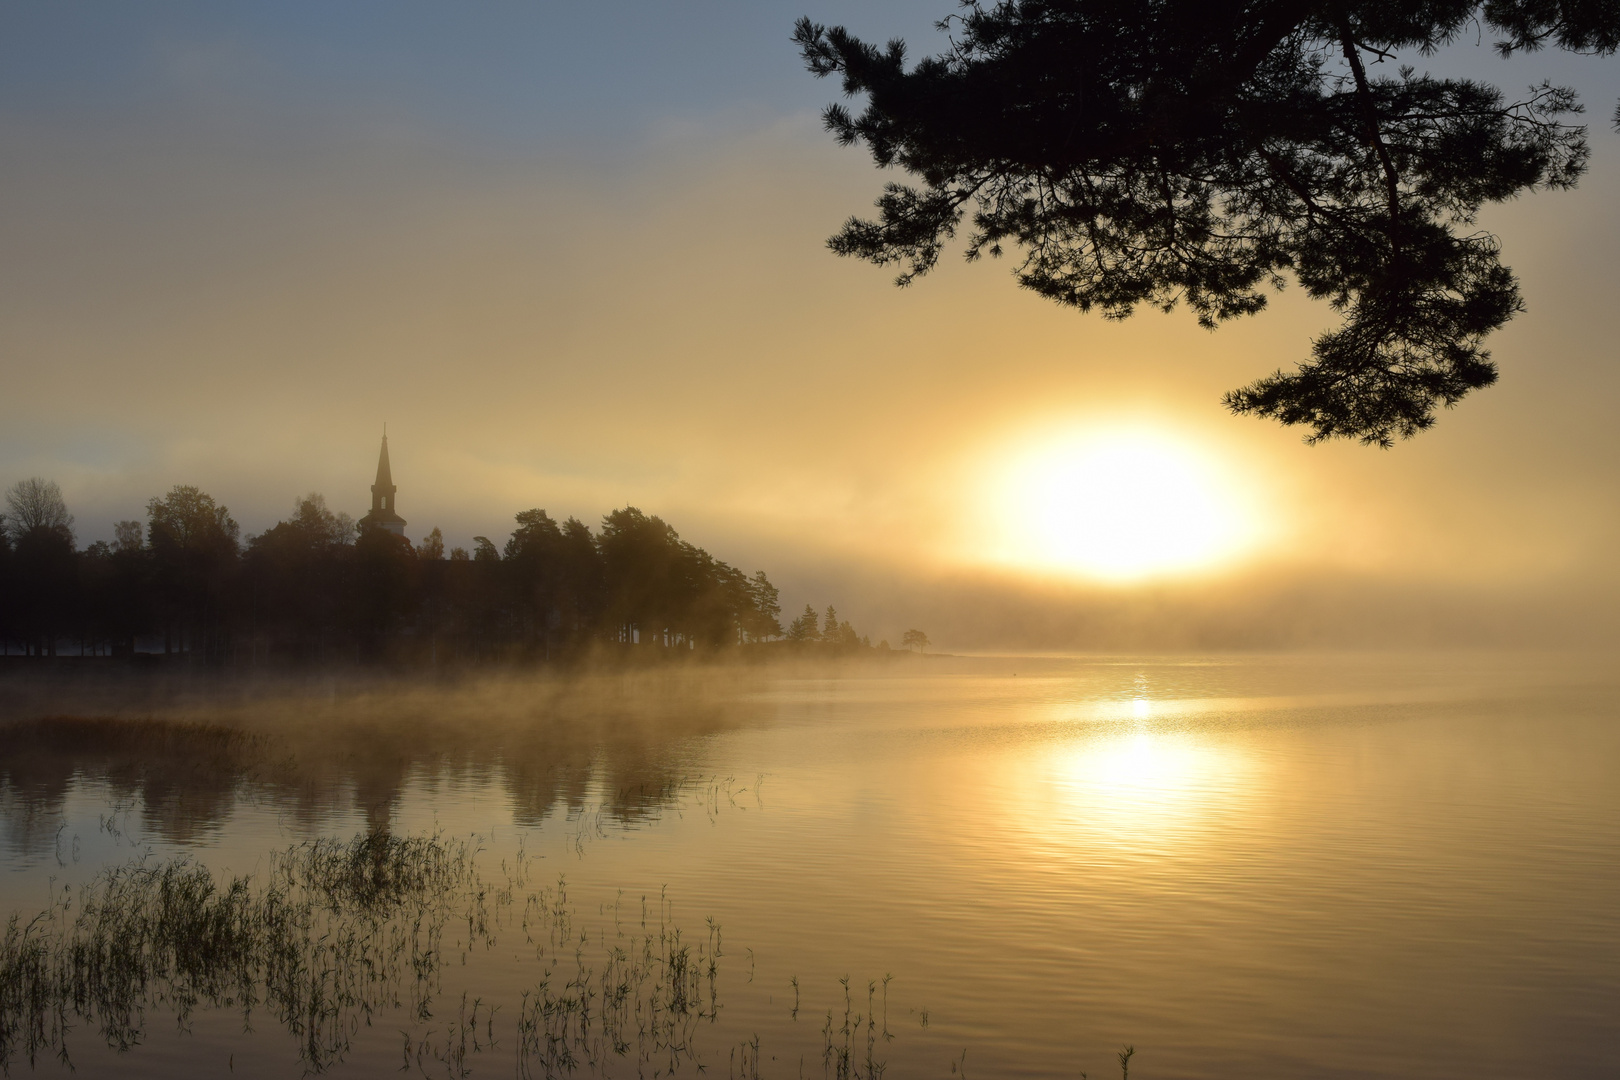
373, 434, 395, 507
359, 430, 407, 537
372, 433, 392, 495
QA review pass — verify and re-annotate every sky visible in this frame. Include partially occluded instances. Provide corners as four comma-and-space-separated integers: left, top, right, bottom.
4, 1, 1620, 649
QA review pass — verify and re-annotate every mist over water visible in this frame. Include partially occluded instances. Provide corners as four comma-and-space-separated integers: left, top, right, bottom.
2, 653, 1616, 1078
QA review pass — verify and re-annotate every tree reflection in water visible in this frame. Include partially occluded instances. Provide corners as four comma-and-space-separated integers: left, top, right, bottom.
0, 670, 755, 849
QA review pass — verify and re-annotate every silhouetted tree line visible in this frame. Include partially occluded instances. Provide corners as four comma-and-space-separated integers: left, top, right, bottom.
0, 478, 885, 665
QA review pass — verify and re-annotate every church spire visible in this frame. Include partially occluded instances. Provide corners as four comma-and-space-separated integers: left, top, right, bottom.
374, 431, 394, 491
359, 429, 407, 537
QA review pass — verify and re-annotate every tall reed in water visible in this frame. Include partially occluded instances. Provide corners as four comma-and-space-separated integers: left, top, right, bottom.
1, 832, 1135, 1078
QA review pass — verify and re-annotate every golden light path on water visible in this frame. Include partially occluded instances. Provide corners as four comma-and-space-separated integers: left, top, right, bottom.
1012, 694, 1263, 854
977, 424, 1266, 581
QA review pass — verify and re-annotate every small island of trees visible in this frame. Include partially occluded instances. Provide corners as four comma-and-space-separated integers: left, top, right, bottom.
0, 478, 911, 666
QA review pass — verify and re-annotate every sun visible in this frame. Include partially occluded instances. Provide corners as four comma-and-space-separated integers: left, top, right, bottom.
981, 426, 1260, 581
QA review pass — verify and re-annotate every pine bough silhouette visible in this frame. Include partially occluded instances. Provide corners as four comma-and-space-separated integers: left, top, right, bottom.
796, 0, 1618, 444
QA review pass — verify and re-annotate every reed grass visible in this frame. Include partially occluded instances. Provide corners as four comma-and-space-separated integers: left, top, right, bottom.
4, 833, 911, 1079
0, 831, 480, 1073
1, 826, 1136, 1078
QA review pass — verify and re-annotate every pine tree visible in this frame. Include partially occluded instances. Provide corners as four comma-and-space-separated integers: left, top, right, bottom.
796, 1, 1606, 444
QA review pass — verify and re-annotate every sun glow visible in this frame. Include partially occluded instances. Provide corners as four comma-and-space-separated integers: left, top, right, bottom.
984, 426, 1261, 581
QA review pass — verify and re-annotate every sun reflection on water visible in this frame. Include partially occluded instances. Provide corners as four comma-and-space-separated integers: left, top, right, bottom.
1036, 724, 1257, 850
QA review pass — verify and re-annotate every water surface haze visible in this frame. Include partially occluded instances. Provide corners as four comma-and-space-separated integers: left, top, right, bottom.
1, 653, 1616, 1078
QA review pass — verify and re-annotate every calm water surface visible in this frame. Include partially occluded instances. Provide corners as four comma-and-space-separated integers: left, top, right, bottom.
1, 653, 1616, 1078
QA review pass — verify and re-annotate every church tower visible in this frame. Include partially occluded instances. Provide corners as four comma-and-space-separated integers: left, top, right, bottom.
359, 431, 407, 537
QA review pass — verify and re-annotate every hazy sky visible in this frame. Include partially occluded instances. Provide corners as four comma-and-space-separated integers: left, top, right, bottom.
5, 2, 1620, 647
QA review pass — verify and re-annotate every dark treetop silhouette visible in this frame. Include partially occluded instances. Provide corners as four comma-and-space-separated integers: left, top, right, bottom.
0, 460, 889, 663
796, 0, 1615, 445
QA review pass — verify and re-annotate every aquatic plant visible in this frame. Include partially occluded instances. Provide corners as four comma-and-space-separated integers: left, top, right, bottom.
513, 888, 723, 1078
1, 831, 479, 1073
1, 831, 1132, 1077
0, 833, 785, 1078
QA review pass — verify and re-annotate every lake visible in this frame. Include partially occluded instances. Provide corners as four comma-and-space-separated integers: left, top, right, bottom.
1, 652, 1616, 1078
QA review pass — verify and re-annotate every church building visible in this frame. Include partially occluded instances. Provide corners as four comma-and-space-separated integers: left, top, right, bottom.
359, 432, 407, 537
